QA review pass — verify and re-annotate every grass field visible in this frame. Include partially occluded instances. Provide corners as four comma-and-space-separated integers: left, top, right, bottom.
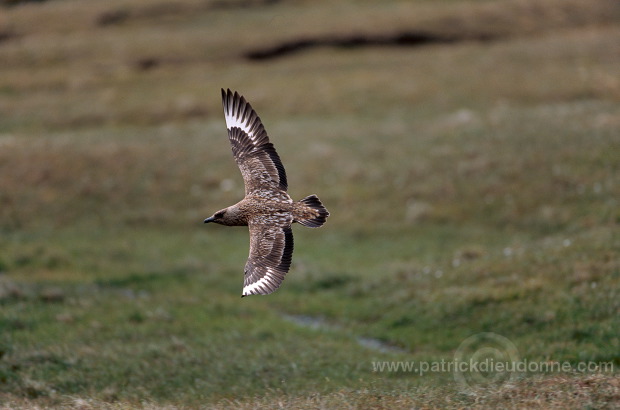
1, 0, 619, 408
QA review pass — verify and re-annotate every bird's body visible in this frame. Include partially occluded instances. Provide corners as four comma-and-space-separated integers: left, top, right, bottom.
204, 89, 329, 297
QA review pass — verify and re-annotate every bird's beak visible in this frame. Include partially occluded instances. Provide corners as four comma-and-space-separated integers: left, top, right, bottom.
204, 216, 215, 223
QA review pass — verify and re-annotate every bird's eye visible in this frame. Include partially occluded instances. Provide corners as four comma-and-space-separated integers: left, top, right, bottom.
215, 211, 225, 218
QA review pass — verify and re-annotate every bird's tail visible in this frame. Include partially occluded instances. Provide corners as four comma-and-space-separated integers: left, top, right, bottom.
293, 195, 329, 228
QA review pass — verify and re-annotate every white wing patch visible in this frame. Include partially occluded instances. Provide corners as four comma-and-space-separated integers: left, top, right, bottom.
222, 90, 261, 144
242, 268, 279, 296
224, 110, 256, 140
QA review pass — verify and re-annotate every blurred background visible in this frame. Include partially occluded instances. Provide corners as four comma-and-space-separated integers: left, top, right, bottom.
1, 0, 619, 407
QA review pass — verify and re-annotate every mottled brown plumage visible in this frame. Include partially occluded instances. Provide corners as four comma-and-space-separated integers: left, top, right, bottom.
204, 89, 329, 297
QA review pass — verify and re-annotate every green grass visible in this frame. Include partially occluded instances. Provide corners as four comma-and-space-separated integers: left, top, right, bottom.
1, 0, 619, 408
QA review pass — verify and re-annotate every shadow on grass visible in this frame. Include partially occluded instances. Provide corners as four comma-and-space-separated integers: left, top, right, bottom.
244, 31, 497, 61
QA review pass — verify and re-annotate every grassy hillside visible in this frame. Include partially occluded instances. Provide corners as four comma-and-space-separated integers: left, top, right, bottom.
1, 0, 619, 408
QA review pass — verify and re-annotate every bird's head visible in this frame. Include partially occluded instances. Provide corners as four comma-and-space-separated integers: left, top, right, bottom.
203, 209, 227, 225
204, 206, 247, 226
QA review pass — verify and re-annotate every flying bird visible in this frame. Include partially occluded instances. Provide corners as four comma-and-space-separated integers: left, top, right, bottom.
204, 89, 329, 297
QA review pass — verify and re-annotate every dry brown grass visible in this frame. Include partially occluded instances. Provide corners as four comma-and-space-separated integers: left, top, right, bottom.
223, 373, 620, 409
1, 373, 616, 409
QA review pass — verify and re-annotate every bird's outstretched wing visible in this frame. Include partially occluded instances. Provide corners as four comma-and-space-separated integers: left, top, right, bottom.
243, 213, 294, 296
222, 89, 288, 195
